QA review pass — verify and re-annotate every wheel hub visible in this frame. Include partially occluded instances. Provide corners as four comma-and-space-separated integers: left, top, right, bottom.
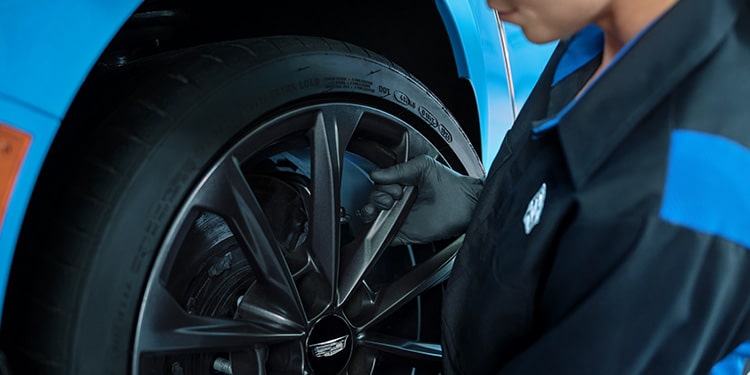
307, 315, 353, 374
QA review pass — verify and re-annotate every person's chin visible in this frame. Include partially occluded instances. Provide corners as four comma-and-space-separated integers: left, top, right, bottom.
520, 27, 561, 44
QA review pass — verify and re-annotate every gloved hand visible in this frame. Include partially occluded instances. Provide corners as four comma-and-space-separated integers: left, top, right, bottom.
360, 154, 484, 246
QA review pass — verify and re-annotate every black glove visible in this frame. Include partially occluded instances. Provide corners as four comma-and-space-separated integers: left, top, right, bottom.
360, 154, 484, 246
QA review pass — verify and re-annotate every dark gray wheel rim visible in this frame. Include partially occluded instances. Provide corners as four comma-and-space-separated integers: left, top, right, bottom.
132, 103, 465, 374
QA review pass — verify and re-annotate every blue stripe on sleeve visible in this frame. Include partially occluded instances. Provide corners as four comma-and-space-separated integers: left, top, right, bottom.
660, 130, 750, 249
710, 342, 750, 375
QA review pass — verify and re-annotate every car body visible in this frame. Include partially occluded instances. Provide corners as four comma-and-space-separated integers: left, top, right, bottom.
0, 1, 554, 373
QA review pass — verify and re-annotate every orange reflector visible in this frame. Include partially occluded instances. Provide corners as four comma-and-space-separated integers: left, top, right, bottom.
0, 123, 32, 229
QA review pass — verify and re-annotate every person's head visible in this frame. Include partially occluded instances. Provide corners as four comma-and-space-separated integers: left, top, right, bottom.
488, 0, 679, 45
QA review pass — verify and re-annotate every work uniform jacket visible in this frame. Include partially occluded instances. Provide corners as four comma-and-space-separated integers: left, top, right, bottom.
441, 0, 750, 373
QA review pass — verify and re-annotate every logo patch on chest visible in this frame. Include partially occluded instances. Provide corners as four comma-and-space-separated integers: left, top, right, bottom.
523, 183, 547, 235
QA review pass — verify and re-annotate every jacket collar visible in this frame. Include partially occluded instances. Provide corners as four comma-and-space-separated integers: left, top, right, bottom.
533, 0, 741, 189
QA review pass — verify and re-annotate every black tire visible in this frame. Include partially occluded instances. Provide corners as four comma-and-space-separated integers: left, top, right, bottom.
2, 36, 483, 375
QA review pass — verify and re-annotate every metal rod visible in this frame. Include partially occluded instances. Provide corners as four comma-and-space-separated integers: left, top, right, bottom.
495, 12, 518, 121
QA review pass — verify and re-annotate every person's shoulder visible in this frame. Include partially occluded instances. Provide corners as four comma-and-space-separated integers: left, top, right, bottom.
666, 22, 750, 147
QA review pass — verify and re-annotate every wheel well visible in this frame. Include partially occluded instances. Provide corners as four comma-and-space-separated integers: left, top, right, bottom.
81, 0, 482, 155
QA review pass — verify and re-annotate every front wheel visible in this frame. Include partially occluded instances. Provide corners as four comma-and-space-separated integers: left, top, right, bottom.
3, 36, 483, 375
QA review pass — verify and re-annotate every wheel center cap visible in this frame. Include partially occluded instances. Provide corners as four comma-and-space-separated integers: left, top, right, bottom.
307, 315, 353, 374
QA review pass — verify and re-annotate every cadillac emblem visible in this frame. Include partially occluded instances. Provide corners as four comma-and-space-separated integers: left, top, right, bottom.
310, 335, 349, 358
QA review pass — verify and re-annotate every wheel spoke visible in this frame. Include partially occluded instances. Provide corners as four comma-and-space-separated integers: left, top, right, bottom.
359, 333, 442, 363
337, 185, 416, 305
236, 282, 307, 334
308, 107, 363, 298
346, 348, 378, 375
338, 128, 414, 305
349, 236, 463, 329
191, 156, 305, 322
137, 281, 305, 354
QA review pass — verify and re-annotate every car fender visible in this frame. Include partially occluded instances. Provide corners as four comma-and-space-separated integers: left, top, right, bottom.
0, 0, 142, 318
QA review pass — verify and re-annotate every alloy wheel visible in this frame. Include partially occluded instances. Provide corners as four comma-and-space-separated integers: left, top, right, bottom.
133, 102, 463, 374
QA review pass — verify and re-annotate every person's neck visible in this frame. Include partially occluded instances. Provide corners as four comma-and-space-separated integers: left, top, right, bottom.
577, 0, 680, 97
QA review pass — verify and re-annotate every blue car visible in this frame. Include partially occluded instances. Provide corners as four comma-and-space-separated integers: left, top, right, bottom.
0, 1, 553, 373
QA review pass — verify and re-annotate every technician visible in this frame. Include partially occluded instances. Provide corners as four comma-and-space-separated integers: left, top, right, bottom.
361, 0, 750, 373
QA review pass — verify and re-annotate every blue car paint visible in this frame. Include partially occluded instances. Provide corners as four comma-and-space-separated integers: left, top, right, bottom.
0, 0, 142, 319
435, 0, 555, 164
436, 0, 511, 165
0, 0, 552, 324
